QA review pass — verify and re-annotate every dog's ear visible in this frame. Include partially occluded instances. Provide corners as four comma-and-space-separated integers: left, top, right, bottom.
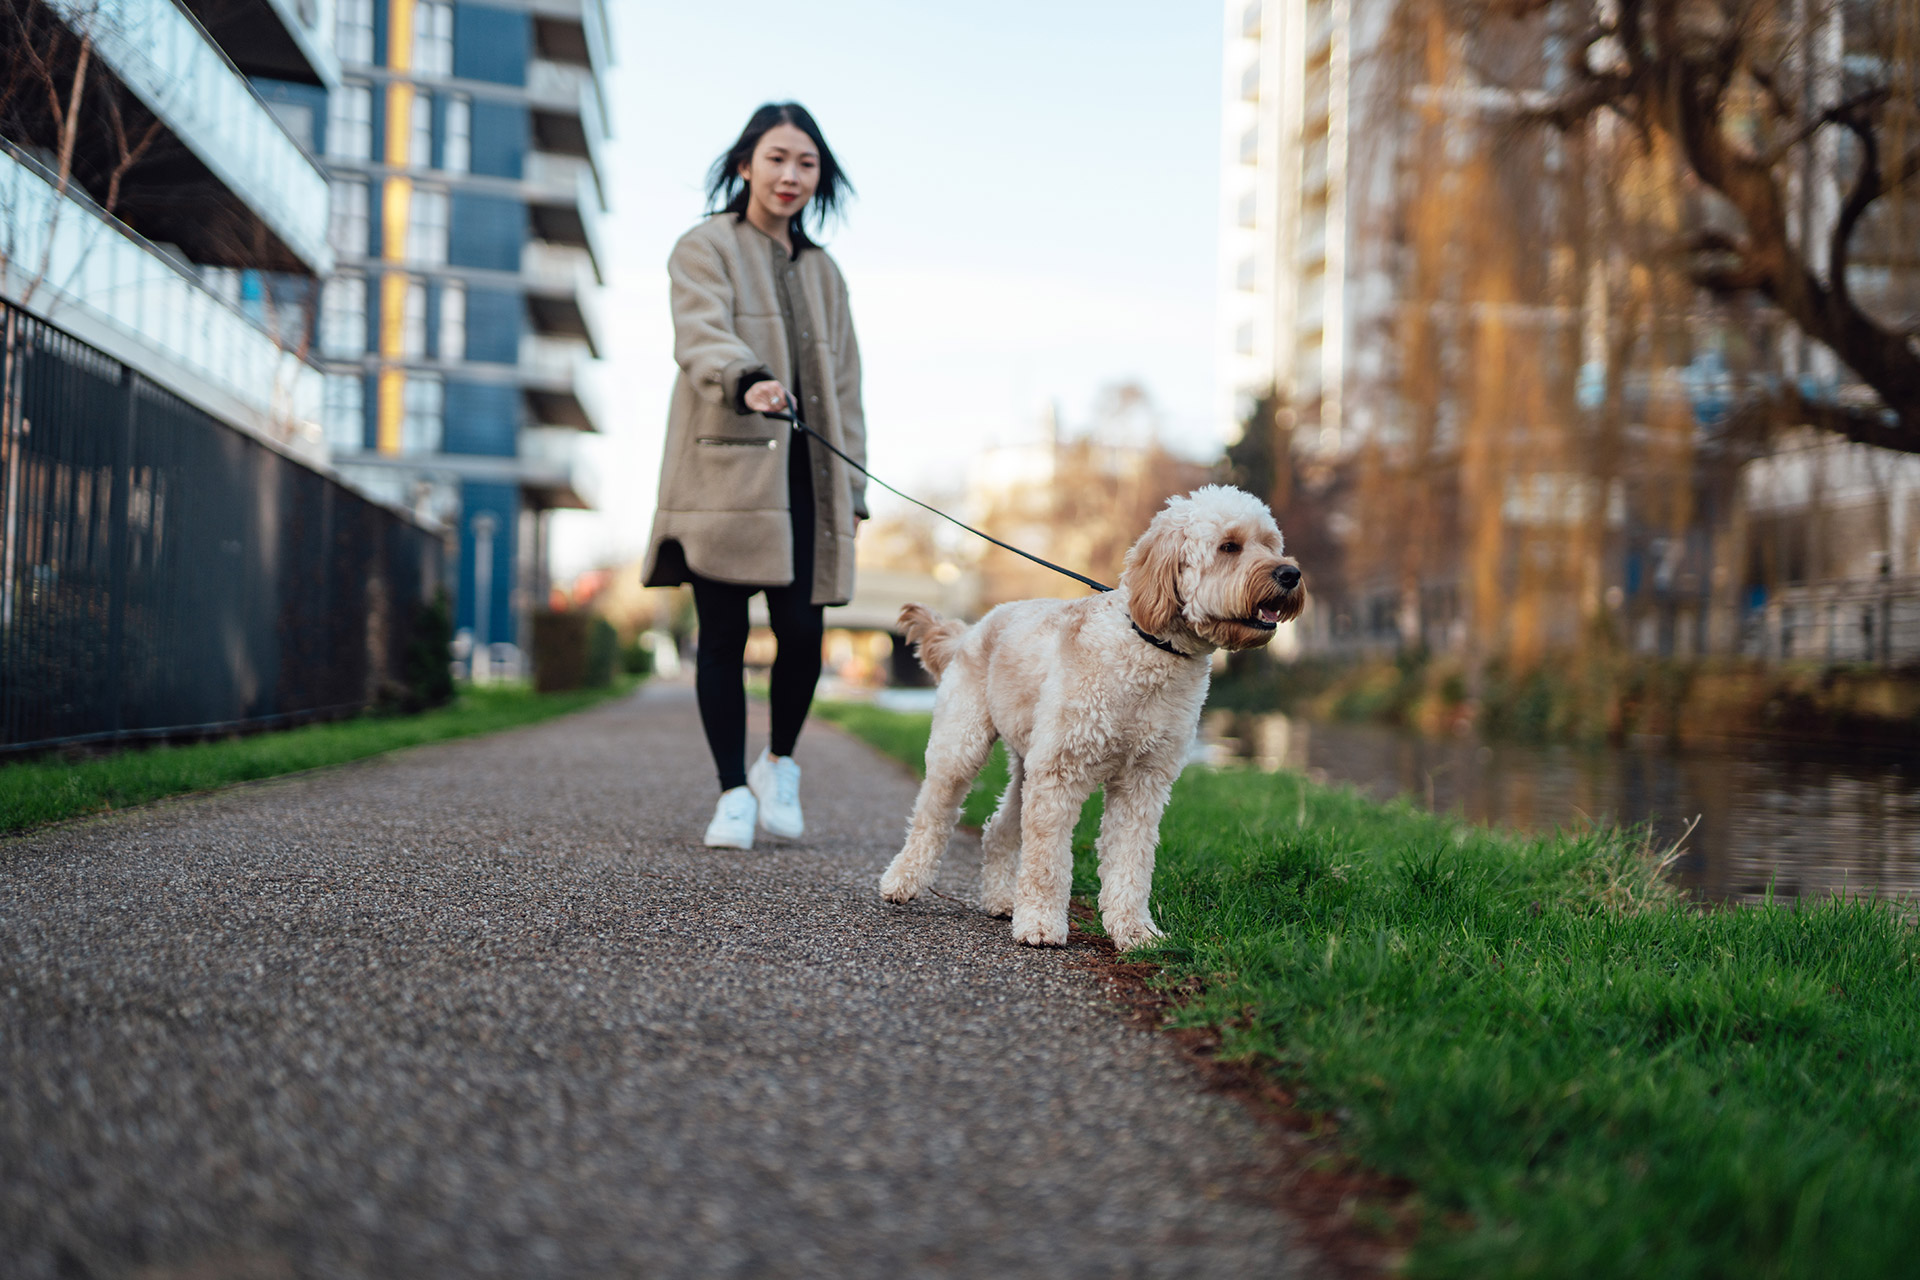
1123, 518, 1184, 636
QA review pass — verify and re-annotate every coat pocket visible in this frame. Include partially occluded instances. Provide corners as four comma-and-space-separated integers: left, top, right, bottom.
696, 436, 779, 448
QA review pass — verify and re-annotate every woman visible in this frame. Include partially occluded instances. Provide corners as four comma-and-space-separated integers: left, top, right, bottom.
643, 102, 867, 850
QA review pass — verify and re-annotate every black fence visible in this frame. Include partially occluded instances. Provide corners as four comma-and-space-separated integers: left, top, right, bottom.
0, 302, 447, 753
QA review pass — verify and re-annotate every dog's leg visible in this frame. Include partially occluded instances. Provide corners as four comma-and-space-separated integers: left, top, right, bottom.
977, 750, 1023, 917
1009, 763, 1091, 947
1095, 770, 1175, 951
878, 697, 995, 904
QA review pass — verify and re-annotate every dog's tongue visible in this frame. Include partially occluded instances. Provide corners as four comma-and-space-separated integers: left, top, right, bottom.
1257, 607, 1281, 624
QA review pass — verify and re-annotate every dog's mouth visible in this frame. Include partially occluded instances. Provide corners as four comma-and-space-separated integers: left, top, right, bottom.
1239, 597, 1290, 631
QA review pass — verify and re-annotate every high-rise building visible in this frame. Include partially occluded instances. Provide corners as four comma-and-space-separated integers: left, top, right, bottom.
302, 0, 608, 674
1217, 0, 1388, 456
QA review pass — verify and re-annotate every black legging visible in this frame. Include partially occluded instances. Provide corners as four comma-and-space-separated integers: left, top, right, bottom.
689, 443, 823, 792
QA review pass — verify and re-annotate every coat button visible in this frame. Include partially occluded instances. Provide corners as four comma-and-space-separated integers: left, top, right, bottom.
808, 394, 818, 403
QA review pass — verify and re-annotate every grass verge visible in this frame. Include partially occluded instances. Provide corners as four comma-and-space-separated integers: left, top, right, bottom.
816, 700, 1920, 1279
1, 680, 639, 835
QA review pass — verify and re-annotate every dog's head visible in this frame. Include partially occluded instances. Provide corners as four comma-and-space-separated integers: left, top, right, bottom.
1121, 485, 1304, 652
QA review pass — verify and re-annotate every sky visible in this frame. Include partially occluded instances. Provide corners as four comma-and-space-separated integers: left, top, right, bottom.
550, 0, 1227, 578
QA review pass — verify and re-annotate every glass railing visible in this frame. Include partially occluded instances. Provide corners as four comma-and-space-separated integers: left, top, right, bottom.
2, 145, 322, 435
44, 0, 332, 272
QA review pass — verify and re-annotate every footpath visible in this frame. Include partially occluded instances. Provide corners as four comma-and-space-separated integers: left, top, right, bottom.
1, 683, 1308, 1279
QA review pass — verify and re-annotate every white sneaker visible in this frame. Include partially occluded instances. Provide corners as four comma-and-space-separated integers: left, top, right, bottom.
703, 786, 757, 849
747, 749, 804, 839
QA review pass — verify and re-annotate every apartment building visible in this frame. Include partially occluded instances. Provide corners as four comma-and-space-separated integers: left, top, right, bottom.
0, 0, 335, 451
1217, 0, 1392, 457
299, 0, 608, 674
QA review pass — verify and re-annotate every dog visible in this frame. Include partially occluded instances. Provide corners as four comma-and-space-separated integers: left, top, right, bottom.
877, 485, 1304, 949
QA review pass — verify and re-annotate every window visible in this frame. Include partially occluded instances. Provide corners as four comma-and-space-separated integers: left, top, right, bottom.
328, 179, 369, 255
327, 83, 372, 160
1236, 256, 1257, 292
321, 275, 366, 358
323, 375, 365, 452
411, 93, 434, 169
413, 1, 454, 77
1235, 322, 1255, 356
335, 0, 374, 65
402, 277, 428, 359
1237, 190, 1257, 228
402, 374, 445, 455
1239, 126, 1260, 166
443, 96, 471, 174
406, 187, 448, 264
439, 280, 466, 361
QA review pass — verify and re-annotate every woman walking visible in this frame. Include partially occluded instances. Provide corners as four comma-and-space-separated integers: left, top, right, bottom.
643, 103, 867, 849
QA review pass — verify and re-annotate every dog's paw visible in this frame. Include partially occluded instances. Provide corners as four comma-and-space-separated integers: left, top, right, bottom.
1010, 908, 1068, 947
978, 891, 1014, 919
878, 865, 920, 903
1106, 917, 1166, 952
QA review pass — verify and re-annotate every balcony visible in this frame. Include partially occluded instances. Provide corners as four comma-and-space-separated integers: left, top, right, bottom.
1, 143, 323, 449
529, 0, 611, 77
521, 241, 603, 354
524, 154, 606, 280
519, 333, 597, 432
178, 0, 340, 88
519, 425, 594, 510
42, 0, 332, 274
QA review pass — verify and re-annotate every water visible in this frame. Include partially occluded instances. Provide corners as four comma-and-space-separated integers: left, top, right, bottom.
1201, 712, 1920, 906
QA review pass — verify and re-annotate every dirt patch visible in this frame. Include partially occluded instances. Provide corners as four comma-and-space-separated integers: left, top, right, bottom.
1067, 902, 1422, 1278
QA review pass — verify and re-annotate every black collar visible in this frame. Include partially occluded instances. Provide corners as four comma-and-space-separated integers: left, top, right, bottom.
1131, 620, 1197, 659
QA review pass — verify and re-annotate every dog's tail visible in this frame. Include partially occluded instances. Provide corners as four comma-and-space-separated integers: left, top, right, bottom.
898, 603, 967, 679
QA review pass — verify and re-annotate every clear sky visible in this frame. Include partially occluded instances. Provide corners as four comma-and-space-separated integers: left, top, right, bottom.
551, 0, 1226, 577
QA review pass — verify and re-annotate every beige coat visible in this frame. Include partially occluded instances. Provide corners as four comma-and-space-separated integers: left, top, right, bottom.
642, 214, 867, 606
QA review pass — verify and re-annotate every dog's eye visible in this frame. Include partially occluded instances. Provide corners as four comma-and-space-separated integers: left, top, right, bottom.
1219, 541, 1241, 555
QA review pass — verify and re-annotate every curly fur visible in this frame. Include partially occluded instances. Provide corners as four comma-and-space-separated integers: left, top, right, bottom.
878, 486, 1304, 949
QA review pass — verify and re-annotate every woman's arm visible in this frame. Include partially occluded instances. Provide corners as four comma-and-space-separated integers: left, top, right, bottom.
832, 270, 868, 520
668, 233, 765, 409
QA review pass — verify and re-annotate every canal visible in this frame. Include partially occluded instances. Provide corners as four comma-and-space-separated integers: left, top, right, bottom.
1203, 712, 1920, 906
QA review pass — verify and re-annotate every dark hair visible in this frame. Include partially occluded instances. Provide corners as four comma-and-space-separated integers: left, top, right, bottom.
704, 102, 853, 251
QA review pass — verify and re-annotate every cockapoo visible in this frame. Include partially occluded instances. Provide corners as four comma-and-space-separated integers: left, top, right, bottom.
878, 485, 1304, 949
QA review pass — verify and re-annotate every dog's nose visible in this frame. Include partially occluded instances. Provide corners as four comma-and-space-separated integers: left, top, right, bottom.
1274, 565, 1302, 591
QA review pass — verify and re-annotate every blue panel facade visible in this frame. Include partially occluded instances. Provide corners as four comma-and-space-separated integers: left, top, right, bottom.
449, 193, 525, 271
458, 480, 520, 642
362, 374, 379, 450
463, 286, 520, 364
444, 380, 519, 457
365, 272, 382, 354
453, 4, 530, 85
469, 100, 527, 179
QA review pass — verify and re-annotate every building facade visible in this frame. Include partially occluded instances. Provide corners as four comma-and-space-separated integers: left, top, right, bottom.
301, 0, 607, 674
0, 0, 336, 449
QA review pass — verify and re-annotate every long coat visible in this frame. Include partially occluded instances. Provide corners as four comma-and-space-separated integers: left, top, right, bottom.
642, 214, 867, 607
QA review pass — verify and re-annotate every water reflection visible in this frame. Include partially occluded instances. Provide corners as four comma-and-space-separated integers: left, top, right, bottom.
1202, 711, 1920, 907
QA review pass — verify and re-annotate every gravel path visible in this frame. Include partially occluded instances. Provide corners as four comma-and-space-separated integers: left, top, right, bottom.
1, 684, 1309, 1279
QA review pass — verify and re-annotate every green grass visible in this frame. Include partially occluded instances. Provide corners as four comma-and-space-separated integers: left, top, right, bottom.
1, 680, 638, 835
817, 701, 1920, 1279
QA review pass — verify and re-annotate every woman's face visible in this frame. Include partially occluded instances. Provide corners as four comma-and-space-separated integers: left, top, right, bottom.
738, 123, 820, 224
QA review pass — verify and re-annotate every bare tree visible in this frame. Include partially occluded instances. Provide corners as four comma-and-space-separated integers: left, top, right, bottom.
1478, 0, 1920, 452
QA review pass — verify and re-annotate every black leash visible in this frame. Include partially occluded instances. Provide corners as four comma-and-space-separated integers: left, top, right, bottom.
767, 408, 1197, 659
769, 408, 1114, 593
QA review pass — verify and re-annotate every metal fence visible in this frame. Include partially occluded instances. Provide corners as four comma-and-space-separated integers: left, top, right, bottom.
0, 302, 446, 753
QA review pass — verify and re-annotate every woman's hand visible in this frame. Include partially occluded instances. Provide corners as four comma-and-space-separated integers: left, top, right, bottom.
743, 380, 791, 414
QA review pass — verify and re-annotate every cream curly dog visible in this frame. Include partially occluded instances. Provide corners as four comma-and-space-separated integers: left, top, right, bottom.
878, 485, 1304, 949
